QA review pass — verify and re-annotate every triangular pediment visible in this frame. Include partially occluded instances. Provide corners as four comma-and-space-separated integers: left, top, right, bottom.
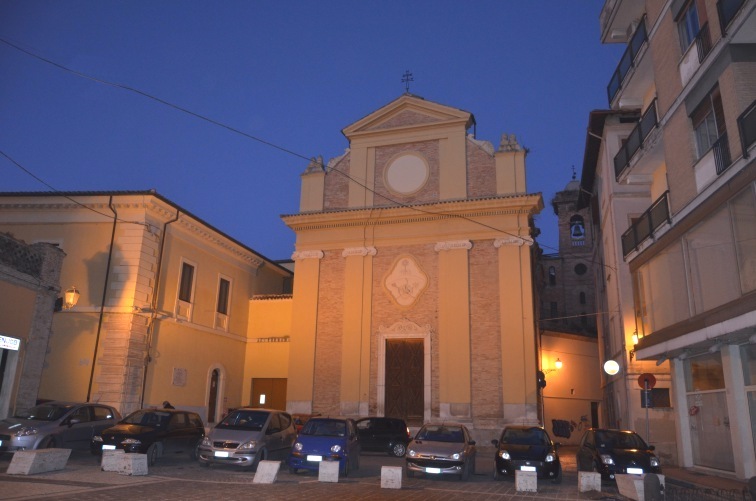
342, 94, 474, 139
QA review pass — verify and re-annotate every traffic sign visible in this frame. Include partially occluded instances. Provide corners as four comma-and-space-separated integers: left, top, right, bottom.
638, 373, 656, 389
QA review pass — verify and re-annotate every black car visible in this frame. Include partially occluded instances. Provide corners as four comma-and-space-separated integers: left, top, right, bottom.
491, 425, 562, 483
355, 417, 411, 457
576, 428, 661, 480
91, 408, 205, 465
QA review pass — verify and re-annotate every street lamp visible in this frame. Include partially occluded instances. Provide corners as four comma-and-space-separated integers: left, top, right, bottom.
63, 286, 80, 309
544, 358, 563, 375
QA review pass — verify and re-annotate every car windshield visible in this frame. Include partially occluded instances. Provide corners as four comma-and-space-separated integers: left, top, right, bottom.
416, 425, 464, 443
596, 431, 647, 450
122, 410, 171, 427
502, 428, 550, 446
216, 410, 269, 431
301, 419, 346, 437
14, 403, 71, 421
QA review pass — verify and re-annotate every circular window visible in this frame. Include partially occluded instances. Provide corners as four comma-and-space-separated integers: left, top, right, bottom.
574, 263, 587, 276
385, 153, 428, 195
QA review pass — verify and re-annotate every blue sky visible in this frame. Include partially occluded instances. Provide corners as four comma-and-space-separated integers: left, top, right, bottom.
0, 1, 623, 260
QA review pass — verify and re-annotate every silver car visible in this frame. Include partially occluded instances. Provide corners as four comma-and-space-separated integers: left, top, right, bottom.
405, 423, 477, 480
0, 401, 121, 451
198, 408, 296, 469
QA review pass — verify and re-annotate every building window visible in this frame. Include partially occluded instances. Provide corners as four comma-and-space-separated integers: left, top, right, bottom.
677, 1, 700, 52
176, 261, 196, 320
215, 276, 231, 331
579, 292, 586, 305
179, 262, 194, 302
692, 86, 725, 158
548, 267, 556, 286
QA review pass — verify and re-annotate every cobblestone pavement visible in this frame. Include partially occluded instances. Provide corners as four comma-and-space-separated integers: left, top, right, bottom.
0, 447, 627, 501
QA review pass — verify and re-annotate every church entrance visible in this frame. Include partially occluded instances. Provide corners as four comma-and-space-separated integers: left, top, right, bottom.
384, 338, 424, 426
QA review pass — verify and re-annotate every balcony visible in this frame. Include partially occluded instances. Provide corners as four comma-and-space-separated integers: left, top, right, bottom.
621, 191, 670, 257
614, 100, 658, 180
737, 99, 756, 158
680, 23, 713, 86
718, 0, 746, 35
607, 16, 648, 105
714, 132, 733, 175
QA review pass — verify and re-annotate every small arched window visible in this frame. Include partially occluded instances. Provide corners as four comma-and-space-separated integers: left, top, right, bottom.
570, 215, 585, 241
579, 291, 586, 304
548, 266, 556, 286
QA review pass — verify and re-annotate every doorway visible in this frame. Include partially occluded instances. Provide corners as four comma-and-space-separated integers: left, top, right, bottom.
250, 378, 287, 411
384, 338, 424, 426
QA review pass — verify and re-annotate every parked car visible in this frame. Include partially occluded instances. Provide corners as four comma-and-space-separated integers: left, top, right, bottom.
576, 428, 661, 480
287, 417, 360, 476
197, 408, 296, 469
491, 425, 562, 483
91, 408, 204, 465
0, 401, 121, 452
292, 413, 321, 434
405, 423, 476, 480
355, 417, 411, 457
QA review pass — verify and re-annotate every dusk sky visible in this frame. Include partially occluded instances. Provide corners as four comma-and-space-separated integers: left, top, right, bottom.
0, 1, 624, 261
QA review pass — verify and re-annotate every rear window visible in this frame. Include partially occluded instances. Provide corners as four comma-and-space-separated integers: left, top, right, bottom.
122, 410, 171, 427
14, 403, 72, 421
502, 428, 550, 446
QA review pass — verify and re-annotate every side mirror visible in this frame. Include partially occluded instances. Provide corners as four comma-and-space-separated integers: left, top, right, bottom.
554, 442, 561, 450
491, 439, 499, 447
469, 440, 476, 446
648, 445, 655, 451
68, 418, 81, 427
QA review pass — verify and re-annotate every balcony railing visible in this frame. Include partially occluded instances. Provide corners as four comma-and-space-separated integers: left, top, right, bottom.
717, 0, 745, 36
607, 16, 648, 104
695, 22, 712, 63
614, 99, 658, 180
737, 99, 756, 159
621, 191, 670, 257
713, 132, 732, 175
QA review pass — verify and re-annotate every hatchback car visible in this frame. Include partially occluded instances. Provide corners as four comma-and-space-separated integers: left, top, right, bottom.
0, 401, 121, 452
197, 408, 296, 469
492, 425, 562, 483
405, 423, 476, 480
576, 428, 661, 480
91, 408, 204, 465
287, 417, 360, 476
355, 417, 410, 457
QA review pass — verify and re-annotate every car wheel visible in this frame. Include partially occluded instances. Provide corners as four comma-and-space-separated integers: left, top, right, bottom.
341, 458, 350, 478
461, 460, 470, 481
189, 438, 202, 460
147, 443, 158, 466
391, 442, 407, 457
198, 460, 209, 468
552, 464, 563, 484
406, 467, 415, 479
353, 452, 360, 471
39, 436, 58, 449
288, 466, 298, 474
493, 466, 501, 481
251, 449, 267, 470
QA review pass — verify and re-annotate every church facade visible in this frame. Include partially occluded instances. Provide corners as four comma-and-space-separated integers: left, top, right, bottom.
283, 95, 544, 435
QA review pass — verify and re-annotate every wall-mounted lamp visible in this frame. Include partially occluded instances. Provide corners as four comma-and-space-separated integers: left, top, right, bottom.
63, 286, 80, 309
631, 331, 639, 345
604, 359, 620, 375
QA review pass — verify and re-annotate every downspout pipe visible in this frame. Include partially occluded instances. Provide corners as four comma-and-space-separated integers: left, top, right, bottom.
86, 196, 117, 402
139, 209, 180, 407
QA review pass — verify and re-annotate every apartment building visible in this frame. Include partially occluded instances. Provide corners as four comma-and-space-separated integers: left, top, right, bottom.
579, 0, 756, 480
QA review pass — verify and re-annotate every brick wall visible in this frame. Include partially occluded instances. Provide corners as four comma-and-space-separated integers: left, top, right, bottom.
323, 154, 351, 210
373, 141, 440, 207
467, 139, 496, 199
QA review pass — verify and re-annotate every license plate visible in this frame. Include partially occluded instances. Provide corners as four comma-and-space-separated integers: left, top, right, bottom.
102, 445, 116, 450
307, 455, 323, 462
425, 467, 441, 474
627, 467, 644, 475
214, 451, 229, 458
521, 466, 536, 472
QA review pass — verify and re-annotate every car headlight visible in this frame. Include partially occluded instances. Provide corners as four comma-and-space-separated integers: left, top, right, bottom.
498, 450, 511, 460
201, 437, 211, 447
451, 452, 461, 460
239, 440, 256, 450
13, 427, 38, 437
408, 449, 416, 457
92, 435, 103, 442
650, 457, 660, 467
545, 452, 556, 462
600, 454, 615, 465
330, 444, 342, 454
294, 442, 303, 451
121, 438, 142, 445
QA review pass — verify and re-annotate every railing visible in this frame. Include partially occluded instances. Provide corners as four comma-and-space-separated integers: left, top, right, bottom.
614, 100, 658, 180
717, 0, 745, 36
607, 16, 648, 105
621, 191, 670, 257
695, 22, 712, 64
737, 99, 756, 159
713, 132, 732, 175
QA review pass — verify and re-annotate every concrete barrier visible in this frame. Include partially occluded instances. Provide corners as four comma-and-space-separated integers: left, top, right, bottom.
6, 448, 71, 475
515, 470, 537, 492
318, 460, 340, 483
253, 460, 280, 484
615, 473, 665, 501
380, 466, 402, 489
578, 471, 602, 492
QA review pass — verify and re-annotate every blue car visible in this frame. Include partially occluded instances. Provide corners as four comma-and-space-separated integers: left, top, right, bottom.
287, 417, 361, 476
